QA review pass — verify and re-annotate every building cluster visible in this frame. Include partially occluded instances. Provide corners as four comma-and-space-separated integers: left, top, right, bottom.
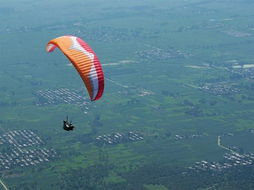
0, 130, 43, 147
189, 152, 254, 173
174, 135, 184, 140
95, 132, 144, 145
223, 30, 251, 38
200, 83, 239, 95
35, 88, 88, 106
78, 26, 145, 42
249, 129, 254, 134
2, 20, 151, 42
0, 130, 57, 171
136, 47, 191, 60
138, 89, 154, 97
230, 68, 254, 79
174, 134, 203, 141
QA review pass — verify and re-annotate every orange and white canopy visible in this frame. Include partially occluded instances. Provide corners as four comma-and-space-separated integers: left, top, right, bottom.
46, 35, 104, 101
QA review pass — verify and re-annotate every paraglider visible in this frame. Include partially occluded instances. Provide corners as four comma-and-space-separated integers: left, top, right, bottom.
46, 35, 104, 101
46, 35, 105, 131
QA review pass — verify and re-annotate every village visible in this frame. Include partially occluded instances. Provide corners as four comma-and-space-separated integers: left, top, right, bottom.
215, 59, 254, 80
199, 83, 239, 96
1, 23, 160, 43
138, 89, 155, 97
0, 130, 57, 171
223, 29, 251, 38
35, 88, 89, 106
189, 131, 254, 173
189, 151, 254, 173
135, 46, 191, 61
230, 67, 254, 80
95, 131, 144, 146
173, 133, 204, 141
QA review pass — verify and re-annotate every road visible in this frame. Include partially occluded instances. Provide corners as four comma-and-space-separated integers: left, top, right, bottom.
217, 135, 237, 154
105, 77, 129, 88
0, 179, 9, 190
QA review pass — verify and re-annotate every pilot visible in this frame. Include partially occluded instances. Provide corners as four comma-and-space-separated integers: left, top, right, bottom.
63, 120, 74, 131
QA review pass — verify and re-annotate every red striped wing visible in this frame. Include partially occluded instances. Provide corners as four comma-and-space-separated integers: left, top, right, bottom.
46, 35, 104, 101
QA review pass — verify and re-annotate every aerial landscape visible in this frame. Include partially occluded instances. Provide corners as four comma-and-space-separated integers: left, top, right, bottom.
0, 0, 254, 189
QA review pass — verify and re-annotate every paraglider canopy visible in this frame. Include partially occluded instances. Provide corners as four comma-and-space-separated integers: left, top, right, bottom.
46, 35, 104, 101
